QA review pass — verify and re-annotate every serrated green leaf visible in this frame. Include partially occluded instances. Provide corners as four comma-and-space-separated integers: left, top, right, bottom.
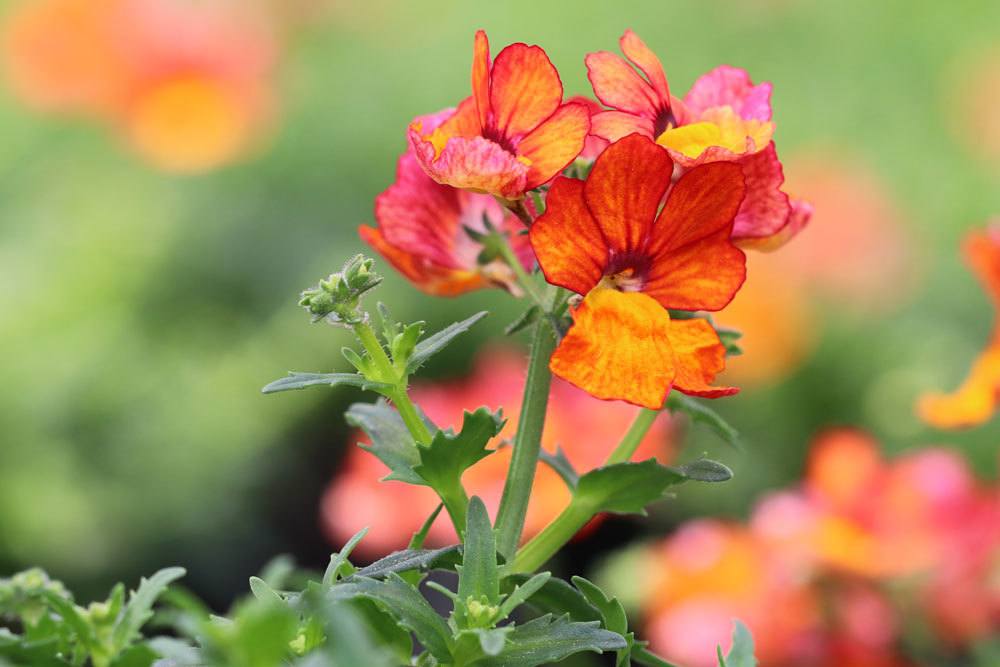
329, 575, 453, 663
574, 460, 686, 516
457, 497, 499, 613
666, 393, 741, 449
497, 572, 550, 621
353, 545, 460, 579
414, 408, 504, 502
538, 446, 578, 488
406, 311, 489, 374
469, 614, 625, 667
719, 620, 756, 667
345, 401, 425, 485
324, 528, 367, 586
675, 458, 733, 482
499, 575, 601, 623
570, 577, 627, 636
261, 372, 391, 395
113, 567, 186, 651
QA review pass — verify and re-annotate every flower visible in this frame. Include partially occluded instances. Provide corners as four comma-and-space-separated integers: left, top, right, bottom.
529, 134, 746, 408
2, 0, 278, 173
321, 348, 674, 557
919, 227, 1000, 428
585, 30, 809, 247
360, 118, 534, 296
408, 30, 590, 201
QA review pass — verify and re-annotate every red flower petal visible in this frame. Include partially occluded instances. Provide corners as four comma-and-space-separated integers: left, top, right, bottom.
619, 30, 671, 105
583, 134, 674, 254
585, 50, 660, 118
731, 142, 792, 241
684, 65, 773, 121
669, 318, 739, 398
590, 110, 655, 142
530, 177, 608, 295
518, 102, 590, 189
489, 42, 562, 139
471, 30, 491, 131
643, 162, 747, 311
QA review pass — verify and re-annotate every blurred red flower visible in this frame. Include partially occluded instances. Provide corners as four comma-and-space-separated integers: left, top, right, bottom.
321, 348, 675, 557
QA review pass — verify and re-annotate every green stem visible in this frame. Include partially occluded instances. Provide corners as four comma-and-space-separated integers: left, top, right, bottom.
495, 234, 546, 308
494, 318, 556, 559
605, 408, 660, 465
510, 502, 590, 573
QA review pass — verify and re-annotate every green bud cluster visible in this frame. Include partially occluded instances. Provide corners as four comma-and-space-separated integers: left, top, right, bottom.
299, 254, 382, 326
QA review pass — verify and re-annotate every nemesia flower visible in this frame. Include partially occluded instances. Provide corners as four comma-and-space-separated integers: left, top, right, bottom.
408, 30, 590, 201
530, 134, 746, 408
322, 349, 673, 557
585, 30, 809, 247
919, 227, 1000, 429
360, 122, 534, 296
2, 0, 278, 173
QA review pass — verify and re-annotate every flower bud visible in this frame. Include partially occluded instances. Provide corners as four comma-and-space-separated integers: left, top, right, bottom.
299, 255, 383, 326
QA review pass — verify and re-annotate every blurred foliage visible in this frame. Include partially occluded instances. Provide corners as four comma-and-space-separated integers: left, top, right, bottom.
0, 0, 998, 620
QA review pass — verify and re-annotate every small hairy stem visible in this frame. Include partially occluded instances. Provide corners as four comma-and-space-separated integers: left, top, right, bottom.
504, 197, 534, 227
496, 236, 546, 307
494, 318, 556, 559
605, 407, 660, 465
510, 502, 590, 573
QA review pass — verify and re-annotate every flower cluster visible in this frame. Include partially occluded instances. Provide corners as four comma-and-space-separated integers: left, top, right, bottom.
2, 0, 279, 172
362, 29, 811, 409
322, 348, 674, 557
628, 429, 1000, 667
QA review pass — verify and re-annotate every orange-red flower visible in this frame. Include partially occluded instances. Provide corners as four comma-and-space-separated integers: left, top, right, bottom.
408, 30, 590, 201
530, 134, 746, 408
919, 228, 1000, 429
585, 30, 809, 248
322, 349, 674, 557
361, 116, 534, 296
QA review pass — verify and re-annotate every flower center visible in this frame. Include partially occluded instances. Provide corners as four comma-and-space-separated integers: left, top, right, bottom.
604, 251, 651, 292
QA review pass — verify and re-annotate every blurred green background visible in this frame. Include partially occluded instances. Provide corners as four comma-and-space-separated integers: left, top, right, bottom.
0, 0, 998, 608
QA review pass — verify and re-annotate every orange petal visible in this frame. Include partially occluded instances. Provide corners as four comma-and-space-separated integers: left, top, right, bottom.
620, 30, 671, 104
472, 30, 490, 131
643, 162, 747, 311
965, 230, 1000, 310
489, 43, 562, 138
668, 318, 738, 398
583, 134, 674, 254
919, 338, 1000, 429
518, 102, 590, 189
590, 110, 655, 142
359, 225, 486, 296
550, 288, 675, 409
530, 177, 607, 295
585, 50, 660, 117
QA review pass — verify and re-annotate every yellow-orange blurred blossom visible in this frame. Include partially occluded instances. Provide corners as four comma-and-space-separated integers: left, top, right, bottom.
2, 0, 278, 173
639, 429, 999, 666
948, 46, 1000, 163
321, 349, 675, 558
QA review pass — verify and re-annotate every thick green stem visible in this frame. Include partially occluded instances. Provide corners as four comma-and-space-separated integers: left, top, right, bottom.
495, 238, 545, 307
494, 318, 556, 559
605, 408, 660, 465
510, 502, 590, 573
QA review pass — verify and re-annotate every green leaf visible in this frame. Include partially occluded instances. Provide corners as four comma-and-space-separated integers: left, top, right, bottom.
108, 643, 158, 667
345, 401, 425, 485
716, 328, 743, 356
261, 372, 392, 395
248, 577, 283, 604
473, 628, 511, 656
634, 646, 682, 667
329, 575, 453, 663
354, 545, 460, 579
496, 572, 550, 621
675, 458, 733, 482
406, 311, 489, 374
538, 446, 578, 489
499, 575, 600, 623
505, 306, 541, 336
718, 620, 756, 667
112, 567, 186, 651
574, 460, 686, 516
408, 505, 444, 550
457, 497, 499, 611
570, 577, 627, 636
345, 598, 413, 665
469, 614, 625, 667
324, 528, 368, 586
414, 408, 504, 502
666, 393, 741, 449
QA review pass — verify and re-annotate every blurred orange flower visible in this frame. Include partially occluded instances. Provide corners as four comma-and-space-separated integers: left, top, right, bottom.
321, 348, 674, 557
2, 0, 278, 173
919, 227, 1000, 429
947, 46, 1000, 163
638, 429, 1000, 665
